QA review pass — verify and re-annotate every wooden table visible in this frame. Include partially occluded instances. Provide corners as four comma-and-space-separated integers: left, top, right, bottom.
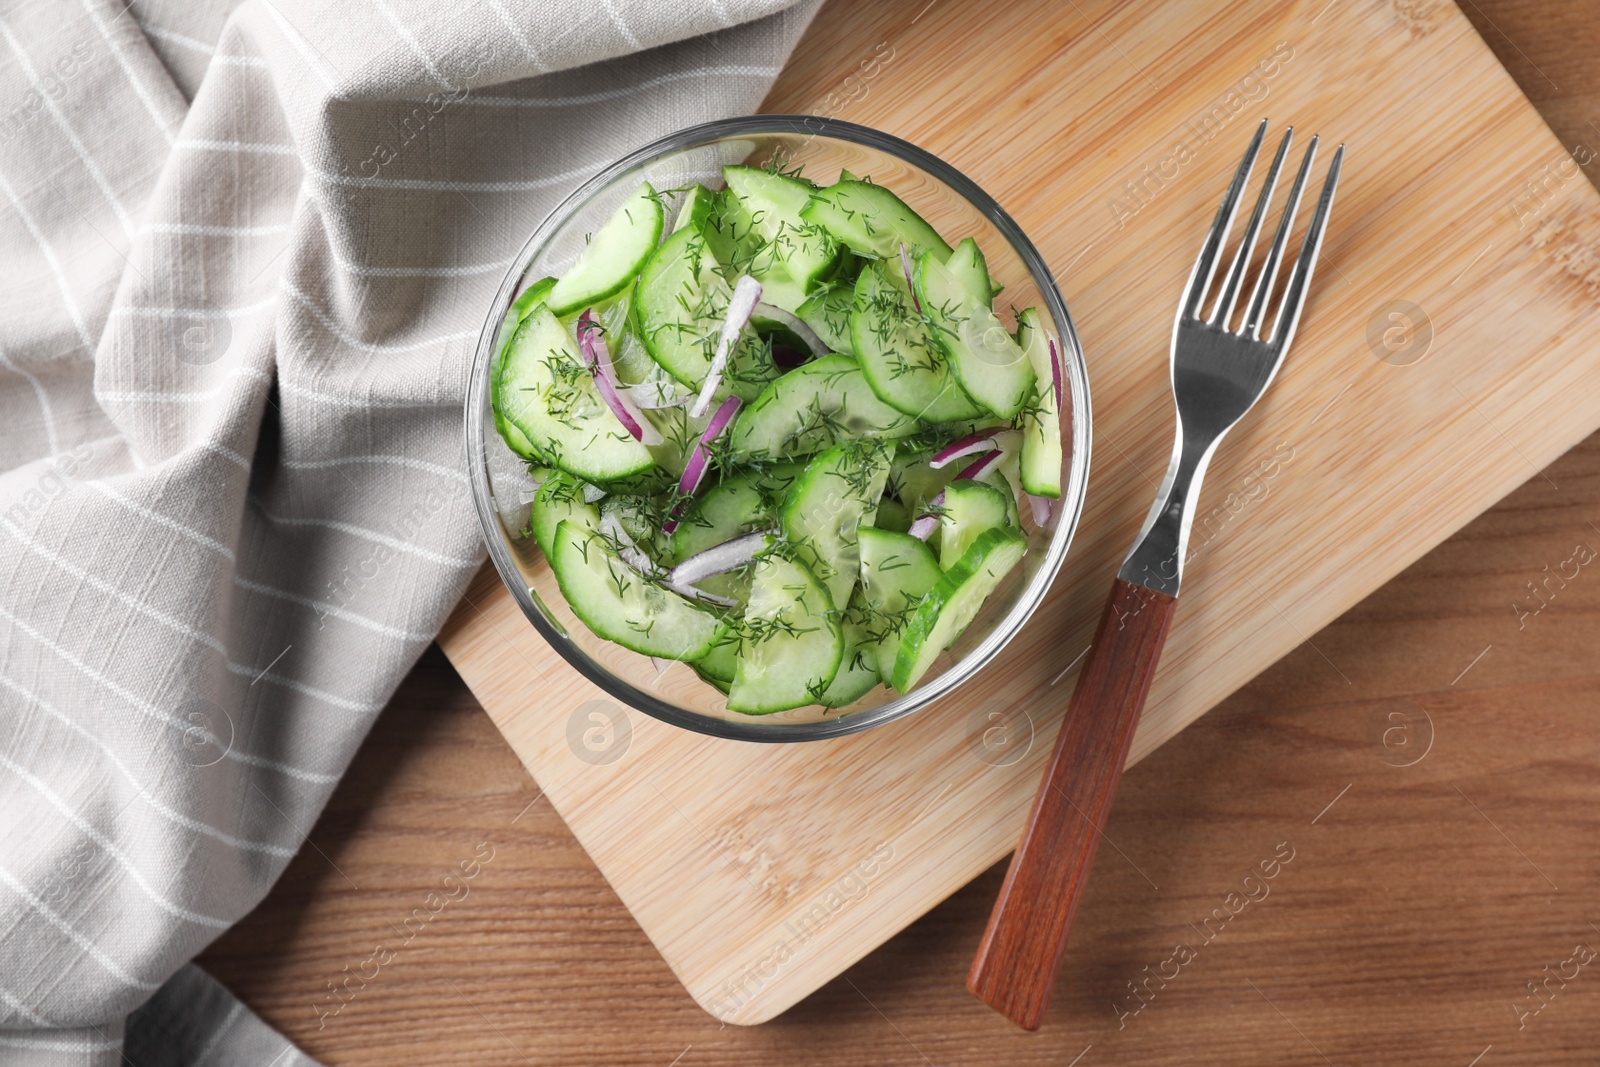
198, 3, 1600, 1063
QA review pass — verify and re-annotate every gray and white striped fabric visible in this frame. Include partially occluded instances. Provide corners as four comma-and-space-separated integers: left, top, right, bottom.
0, 0, 816, 1061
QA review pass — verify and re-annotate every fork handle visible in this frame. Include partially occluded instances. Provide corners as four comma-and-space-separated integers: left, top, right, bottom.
967, 576, 1178, 1030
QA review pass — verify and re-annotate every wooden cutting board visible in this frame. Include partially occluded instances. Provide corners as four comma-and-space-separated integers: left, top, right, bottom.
439, 0, 1600, 1024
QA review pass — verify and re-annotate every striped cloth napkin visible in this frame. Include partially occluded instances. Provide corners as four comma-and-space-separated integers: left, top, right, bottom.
0, 0, 815, 1062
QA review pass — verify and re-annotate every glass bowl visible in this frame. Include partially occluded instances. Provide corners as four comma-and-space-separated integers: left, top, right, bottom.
464, 116, 1091, 742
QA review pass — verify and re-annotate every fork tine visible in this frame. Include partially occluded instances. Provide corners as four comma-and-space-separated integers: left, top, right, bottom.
1269, 143, 1344, 347
1181, 118, 1267, 321
1243, 135, 1317, 339
1210, 127, 1293, 330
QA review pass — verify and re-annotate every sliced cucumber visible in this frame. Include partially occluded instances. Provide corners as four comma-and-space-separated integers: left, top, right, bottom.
693, 629, 740, 686
498, 307, 656, 482
509, 275, 558, 323
550, 519, 728, 660
674, 183, 716, 234
873, 496, 912, 534
851, 261, 985, 422
722, 165, 839, 311
795, 283, 854, 353
530, 471, 600, 560
492, 277, 559, 460
914, 240, 1035, 420
634, 225, 777, 399
728, 354, 918, 463
944, 237, 993, 303
818, 607, 882, 708
727, 549, 843, 714
937, 480, 1012, 570
547, 183, 663, 317
892, 527, 1027, 692
858, 527, 942, 681
671, 465, 799, 561
1016, 307, 1063, 498
780, 441, 894, 612
888, 451, 957, 512
800, 180, 952, 263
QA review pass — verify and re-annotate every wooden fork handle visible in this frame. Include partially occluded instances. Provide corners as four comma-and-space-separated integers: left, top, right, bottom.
967, 576, 1179, 1030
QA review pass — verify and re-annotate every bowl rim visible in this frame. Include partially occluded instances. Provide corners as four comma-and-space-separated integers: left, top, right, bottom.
463, 114, 1093, 743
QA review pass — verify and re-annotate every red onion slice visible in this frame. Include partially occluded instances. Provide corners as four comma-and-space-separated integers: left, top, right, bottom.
669, 531, 767, 589
1049, 336, 1063, 412
690, 274, 763, 418
929, 428, 1002, 470
753, 301, 827, 357
578, 310, 663, 446
1028, 493, 1053, 528
908, 489, 944, 542
663, 395, 742, 534
954, 448, 1005, 482
900, 242, 921, 313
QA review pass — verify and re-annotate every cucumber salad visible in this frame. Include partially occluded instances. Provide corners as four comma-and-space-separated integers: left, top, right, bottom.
491, 161, 1066, 715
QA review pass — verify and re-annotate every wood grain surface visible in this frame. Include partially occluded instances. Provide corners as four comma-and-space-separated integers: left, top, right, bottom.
433, 0, 1600, 1025
198, 0, 1600, 1063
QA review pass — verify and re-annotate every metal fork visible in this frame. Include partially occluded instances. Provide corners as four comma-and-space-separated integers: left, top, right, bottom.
967, 119, 1343, 1031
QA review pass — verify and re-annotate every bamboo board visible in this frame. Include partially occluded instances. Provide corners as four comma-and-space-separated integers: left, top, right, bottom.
438, 0, 1600, 1024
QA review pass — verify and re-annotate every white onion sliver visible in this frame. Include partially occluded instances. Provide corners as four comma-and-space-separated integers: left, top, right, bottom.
929, 428, 1002, 470
600, 511, 658, 575
669, 531, 767, 588
581, 482, 608, 503
752, 301, 827, 356
690, 274, 762, 418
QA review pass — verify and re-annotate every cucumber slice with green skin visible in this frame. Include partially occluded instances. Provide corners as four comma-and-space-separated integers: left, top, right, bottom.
705, 187, 762, 275
546, 183, 664, 317
818, 607, 882, 708
721, 166, 839, 312
530, 472, 600, 560
780, 441, 894, 613
728, 354, 918, 463
851, 261, 986, 423
794, 283, 854, 353
499, 307, 656, 482
944, 237, 993, 303
726, 548, 843, 714
1016, 307, 1063, 498
858, 527, 942, 681
674, 183, 716, 233
892, 527, 1027, 692
671, 465, 799, 561
800, 180, 953, 264
550, 519, 729, 660
633, 225, 777, 399
937, 480, 1012, 570
509, 275, 558, 323
693, 629, 740, 684
914, 241, 1035, 420
888, 451, 957, 512
492, 277, 559, 460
